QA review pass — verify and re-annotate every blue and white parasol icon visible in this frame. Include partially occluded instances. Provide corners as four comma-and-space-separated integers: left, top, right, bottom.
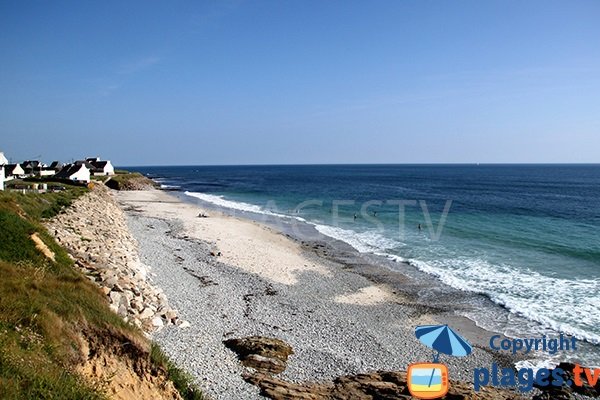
415, 324, 472, 363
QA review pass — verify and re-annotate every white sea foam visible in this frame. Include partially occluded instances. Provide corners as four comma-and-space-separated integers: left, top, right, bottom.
186, 191, 404, 253
314, 224, 403, 253
184, 191, 277, 215
184, 190, 600, 346
404, 257, 600, 344
160, 184, 181, 189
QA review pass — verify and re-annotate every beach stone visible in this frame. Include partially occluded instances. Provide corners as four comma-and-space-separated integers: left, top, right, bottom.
104, 276, 118, 288
223, 336, 294, 374
118, 304, 128, 317
178, 320, 191, 329
244, 355, 288, 375
130, 299, 143, 311
139, 307, 154, 320
164, 309, 178, 322
109, 291, 122, 305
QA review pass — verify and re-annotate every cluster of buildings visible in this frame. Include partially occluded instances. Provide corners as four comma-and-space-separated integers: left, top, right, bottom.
0, 152, 114, 191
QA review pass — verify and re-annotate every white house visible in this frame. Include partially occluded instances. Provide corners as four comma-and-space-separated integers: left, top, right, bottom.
55, 163, 91, 183
4, 164, 25, 180
86, 158, 115, 176
38, 168, 57, 177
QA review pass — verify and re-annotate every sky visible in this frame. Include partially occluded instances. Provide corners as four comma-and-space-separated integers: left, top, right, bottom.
1, 1, 599, 166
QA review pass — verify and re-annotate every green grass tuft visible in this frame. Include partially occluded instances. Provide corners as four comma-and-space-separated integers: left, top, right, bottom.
150, 343, 204, 400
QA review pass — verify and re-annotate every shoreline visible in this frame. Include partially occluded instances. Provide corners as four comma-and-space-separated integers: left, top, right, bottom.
169, 187, 600, 368
115, 187, 521, 398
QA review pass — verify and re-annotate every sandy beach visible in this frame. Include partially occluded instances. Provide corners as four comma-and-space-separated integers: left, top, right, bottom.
115, 188, 517, 399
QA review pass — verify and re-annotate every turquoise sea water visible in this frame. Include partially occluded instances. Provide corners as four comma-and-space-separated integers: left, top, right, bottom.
133, 164, 600, 350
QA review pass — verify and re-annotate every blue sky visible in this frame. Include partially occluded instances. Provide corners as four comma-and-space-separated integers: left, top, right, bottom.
1, 1, 599, 165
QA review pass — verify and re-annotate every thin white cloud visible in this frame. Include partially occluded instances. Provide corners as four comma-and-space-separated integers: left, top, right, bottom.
117, 56, 161, 75
99, 84, 120, 97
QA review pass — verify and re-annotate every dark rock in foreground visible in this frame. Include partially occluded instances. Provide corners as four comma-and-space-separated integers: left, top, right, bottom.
243, 370, 528, 400
226, 336, 531, 399
223, 336, 294, 374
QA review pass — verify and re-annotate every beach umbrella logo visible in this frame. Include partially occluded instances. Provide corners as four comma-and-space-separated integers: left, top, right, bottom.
415, 324, 473, 362
407, 324, 473, 399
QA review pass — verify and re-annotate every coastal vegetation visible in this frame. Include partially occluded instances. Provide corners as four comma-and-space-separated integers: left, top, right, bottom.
105, 170, 157, 191
0, 183, 202, 399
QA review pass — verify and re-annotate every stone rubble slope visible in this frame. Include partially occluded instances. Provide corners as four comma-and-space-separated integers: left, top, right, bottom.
46, 184, 181, 332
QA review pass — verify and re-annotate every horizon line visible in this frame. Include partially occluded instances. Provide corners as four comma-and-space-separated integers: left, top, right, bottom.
119, 162, 600, 168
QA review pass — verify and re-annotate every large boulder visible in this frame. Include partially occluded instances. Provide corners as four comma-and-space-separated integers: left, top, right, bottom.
223, 336, 294, 374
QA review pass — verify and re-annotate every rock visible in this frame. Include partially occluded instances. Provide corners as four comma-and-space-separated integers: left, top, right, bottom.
117, 304, 128, 317
223, 336, 294, 374
534, 363, 599, 399
178, 320, 191, 329
151, 316, 164, 327
104, 276, 118, 288
109, 291, 122, 305
163, 309, 178, 323
244, 354, 288, 374
243, 370, 528, 400
130, 299, 143, 311
139, 308, 154, 320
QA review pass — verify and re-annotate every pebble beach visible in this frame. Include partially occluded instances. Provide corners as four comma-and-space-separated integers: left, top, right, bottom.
114, 188, 516, 399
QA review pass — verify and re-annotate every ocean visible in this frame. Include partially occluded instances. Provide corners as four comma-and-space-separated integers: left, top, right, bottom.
132, 164, 600, 365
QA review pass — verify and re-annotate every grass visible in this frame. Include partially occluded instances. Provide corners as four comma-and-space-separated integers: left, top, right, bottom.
0, 187, 118, 399
2, 181, 88, 220
105, 171, 157, 190
150, 343, 204, 400
0, 184, 204, 399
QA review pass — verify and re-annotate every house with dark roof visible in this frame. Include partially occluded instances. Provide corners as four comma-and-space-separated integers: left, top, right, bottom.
20, 160, 43, 175
55, 163, 90, 183
86, 158, 115, 176
5, 164, 25, 179
34, 160, 63, 177
48, 161, 63, 171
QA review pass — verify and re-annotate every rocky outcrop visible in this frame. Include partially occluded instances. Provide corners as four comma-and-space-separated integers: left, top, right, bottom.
226, 337, 532, 399
46, 184, 181, 332
105, 173, 157, 191
243, 371, 527, 400
223, 336, 294, 374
